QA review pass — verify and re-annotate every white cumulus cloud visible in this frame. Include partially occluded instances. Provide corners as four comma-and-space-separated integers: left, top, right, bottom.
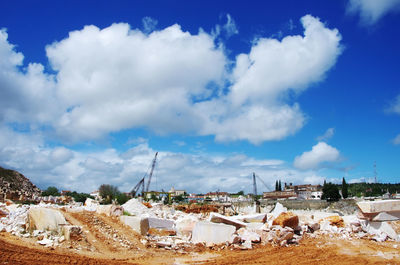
0, 29, 59, 124
347, 0, 400, 25
46, 23, 226, 141
294, 142, 340, 170
0, 15, 342, 145
201, 15, 342, 144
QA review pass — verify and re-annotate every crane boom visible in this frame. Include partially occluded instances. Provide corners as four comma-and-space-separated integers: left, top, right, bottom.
253, 172, 261, 213
252, 172, 257, 198
145, 152, 158, 192
131, 177, 145, 197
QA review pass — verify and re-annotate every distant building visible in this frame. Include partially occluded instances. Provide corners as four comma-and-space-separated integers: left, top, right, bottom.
263, 191, 297, 200
205, 192, 230, 202
263, 183, 322, 200
169, 187, 186, 197
188, 193, 205, 202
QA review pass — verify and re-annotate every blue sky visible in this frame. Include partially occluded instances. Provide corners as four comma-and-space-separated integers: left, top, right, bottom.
0, 0, 399, 194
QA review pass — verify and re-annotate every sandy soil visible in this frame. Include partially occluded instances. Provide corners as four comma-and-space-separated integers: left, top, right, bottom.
1, 211, 399, 265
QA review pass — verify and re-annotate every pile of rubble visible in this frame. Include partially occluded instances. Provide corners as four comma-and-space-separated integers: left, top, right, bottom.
0, 166, 41, 202
1, 199, 399, 251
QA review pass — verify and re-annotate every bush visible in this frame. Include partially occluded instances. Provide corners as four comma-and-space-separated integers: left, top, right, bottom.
116, 193, 129, 205
42, 186, 60, 196
65, 191, 93, 203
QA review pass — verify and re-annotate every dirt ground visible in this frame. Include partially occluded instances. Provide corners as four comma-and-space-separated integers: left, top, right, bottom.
1, 211, 400, 265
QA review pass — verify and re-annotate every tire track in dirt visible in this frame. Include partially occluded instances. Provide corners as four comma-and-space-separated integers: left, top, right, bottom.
0, 235, 134, 265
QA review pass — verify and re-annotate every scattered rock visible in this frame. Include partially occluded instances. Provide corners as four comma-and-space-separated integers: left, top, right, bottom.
272, 212, 299, 229
63, 225, 82, 240
209, 213, 247, 230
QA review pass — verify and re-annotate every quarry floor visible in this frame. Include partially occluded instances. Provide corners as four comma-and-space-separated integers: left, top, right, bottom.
1, 211, 400, 265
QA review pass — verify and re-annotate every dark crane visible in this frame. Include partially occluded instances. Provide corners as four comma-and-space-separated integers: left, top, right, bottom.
130, 177, 145, 197
253, 172, 261, 213
130, 152, 158, 197
146, 152, 158, 193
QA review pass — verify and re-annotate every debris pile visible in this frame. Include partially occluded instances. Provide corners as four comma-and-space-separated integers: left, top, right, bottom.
0, 199, 399, 252
0, 166, 41, 202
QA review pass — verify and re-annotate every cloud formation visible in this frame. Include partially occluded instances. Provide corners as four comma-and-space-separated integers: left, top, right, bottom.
317, 128, 335, 142
294, 142, 340, 170
0, 15, 342, 145
0, 126, 330, 193
347, 0, 400, 25
387, 94, 400, 114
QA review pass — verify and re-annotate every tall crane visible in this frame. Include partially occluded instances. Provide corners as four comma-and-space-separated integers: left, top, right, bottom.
253, 172, 261, 213
130, 152, 158, 197
146, 152, 158, 192
252, 172, 258, 200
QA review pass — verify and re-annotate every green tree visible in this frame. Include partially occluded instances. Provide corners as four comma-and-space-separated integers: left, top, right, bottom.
278, 180, 282, 191
237, 190, 244, 196
116, 193, 129, 205
321, 182, 341, 202
342, 177, 348, 199
99, 184, 120, 204
173, 194, 185, 203
42, 186, 60, 196
275, 181, 278, 191
65, 191, 93, 203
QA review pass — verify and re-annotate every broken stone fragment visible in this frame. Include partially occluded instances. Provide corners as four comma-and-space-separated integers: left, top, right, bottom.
209, 213, 247, 230
237, 228, 261, 243
231, 213, 267, 223
241, 240, 252, 249
37, 238, 53, 246
324, 216, 344, 228
96, 205, 124, 217
62, 225, 82, 241
175, 218, 197, 238
156, 241, 172, 248
307, 222, 320, 233
272, 212, 299, 229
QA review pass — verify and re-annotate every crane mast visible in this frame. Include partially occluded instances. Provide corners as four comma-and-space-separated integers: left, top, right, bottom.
252, 172, 257, 199
146, 152, 158, 193
252, 172, 261, 213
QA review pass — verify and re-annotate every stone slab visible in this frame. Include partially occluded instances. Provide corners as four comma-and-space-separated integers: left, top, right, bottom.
191, 221, 236, 246
148, 217, 175, 230
231, 213, 267, 223
372, 211, 400, 221
357, 200, 400, 214
209, 213, 246, 230
28, 208, 67, 232
120, 215, 149, 236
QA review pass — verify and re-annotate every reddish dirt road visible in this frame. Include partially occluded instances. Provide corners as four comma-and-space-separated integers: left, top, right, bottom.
1, 233, 399, 265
